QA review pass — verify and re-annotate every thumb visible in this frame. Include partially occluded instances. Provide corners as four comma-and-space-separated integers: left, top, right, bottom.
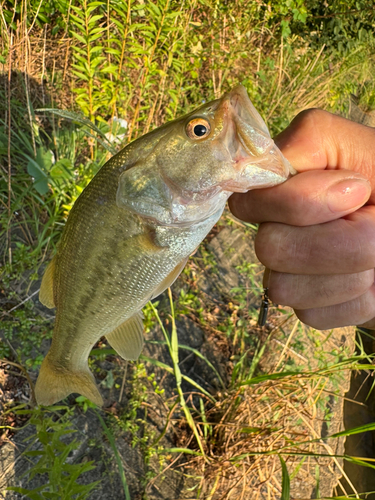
275, 109, 375, 200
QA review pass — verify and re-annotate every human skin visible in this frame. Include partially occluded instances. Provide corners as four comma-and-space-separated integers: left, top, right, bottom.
229, 109, 375, 330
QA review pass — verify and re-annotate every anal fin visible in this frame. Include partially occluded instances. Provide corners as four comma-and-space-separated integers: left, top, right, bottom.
105, 311, 144, 361
39, 258, 56, 309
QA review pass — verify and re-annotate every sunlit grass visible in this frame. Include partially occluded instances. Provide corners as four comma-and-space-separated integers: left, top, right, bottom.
1, 0, 375, 498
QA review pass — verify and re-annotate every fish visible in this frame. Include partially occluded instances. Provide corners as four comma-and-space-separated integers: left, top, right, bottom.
35, 84, 295, 406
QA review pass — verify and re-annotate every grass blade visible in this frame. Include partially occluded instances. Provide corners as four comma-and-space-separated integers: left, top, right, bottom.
94, 410, 130, 500
279, 455, 290, 500
140, 355, 216, 402
331, 422, 375, 439
146, 340, 225, 389
36, 108, 117, 154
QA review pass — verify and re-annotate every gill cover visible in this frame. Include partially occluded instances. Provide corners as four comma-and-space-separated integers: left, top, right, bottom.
116, 164, 229, 226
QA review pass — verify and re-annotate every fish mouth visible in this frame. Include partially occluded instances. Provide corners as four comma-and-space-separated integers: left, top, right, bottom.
217, 84, 294, 192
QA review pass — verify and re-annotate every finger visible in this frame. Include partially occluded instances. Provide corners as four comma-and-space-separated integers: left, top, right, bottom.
229, 170, 371, 225
255, 205, 375, 274
266, 269, 374, 309
275, 109, 375, 191
295, 284, 375, 330
358, 318, 375, 330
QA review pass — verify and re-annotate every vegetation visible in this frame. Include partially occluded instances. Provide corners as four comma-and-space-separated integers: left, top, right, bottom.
7, 405, 100, 499
1, 0, 375, 498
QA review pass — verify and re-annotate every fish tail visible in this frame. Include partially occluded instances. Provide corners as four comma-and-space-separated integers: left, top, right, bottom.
35, 353, 103, 407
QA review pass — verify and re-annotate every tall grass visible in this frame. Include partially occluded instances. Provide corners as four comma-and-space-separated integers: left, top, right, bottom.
1, 1, 375, 498
1, 0, 374, 266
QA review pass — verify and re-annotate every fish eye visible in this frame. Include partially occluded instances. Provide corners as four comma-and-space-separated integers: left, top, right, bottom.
185, 118, 211, 140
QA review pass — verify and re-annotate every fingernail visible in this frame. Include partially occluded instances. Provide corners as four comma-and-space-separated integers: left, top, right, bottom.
327, 178, 371, 213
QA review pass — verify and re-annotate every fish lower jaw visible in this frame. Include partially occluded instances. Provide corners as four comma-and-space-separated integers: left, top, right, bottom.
152, 207, 225, 228
222, 167, 289, 192
227, 153, 293, 191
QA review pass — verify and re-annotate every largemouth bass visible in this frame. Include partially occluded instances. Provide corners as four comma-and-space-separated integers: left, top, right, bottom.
36, 85, 294, 406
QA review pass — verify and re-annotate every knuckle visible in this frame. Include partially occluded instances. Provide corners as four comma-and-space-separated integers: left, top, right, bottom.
255, 223, 293, 270
293, 108, 328, 127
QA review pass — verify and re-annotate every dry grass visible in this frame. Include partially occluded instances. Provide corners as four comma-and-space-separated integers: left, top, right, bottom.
163, 316, 356, 500
189, 375, 349, 499
1, 2, 375, 498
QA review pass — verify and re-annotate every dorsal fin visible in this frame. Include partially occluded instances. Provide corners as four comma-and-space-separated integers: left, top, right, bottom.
39, 258, 56, 309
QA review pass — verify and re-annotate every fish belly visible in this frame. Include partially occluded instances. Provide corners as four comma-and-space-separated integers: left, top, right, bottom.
50, 206, 224, 367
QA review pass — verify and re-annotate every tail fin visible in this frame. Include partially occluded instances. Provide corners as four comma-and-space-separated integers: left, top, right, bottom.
35, 353, 103, 406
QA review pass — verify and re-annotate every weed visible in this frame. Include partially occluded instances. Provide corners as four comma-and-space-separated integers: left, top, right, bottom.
105, 361, 166, 489
1, 0, 375, 498
0, 289, 53, 370
95, 409, 131, 500
7, 405, 99, 499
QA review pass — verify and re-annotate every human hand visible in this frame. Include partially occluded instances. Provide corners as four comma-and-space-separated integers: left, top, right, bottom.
229, 109, 375, 330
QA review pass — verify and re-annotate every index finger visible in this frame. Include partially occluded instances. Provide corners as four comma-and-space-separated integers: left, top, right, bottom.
229, 169, 370, 226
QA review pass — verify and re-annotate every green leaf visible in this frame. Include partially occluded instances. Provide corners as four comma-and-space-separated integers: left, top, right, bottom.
69, 12, 85, 24
100, 370, 114, 389
147, 2, 161, 18
91, 56, 106, 68
37, 12, 50, 23
90, 45, 104, 54
71, 31, 87, 45
239, 426, 278, 434
105, 48, 121, 56
25, 450, 45, 457
163, 447, 202, 456
72, 70, 89, 82
279, 456, 290, 500
330, 421, 375, 439
7, 487, 44, 499
88, 14, 103, 24
26, 148, 53, 195
100, 64, 120, 75
50, 158, 73, 182
281, 19, 291, 38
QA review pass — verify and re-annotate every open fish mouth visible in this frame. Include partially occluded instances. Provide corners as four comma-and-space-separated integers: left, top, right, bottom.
117, 84, 295, 228
218, 85, 295, 192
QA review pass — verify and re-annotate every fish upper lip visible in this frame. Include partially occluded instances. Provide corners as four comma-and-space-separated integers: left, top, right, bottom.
218, 85, 292, 185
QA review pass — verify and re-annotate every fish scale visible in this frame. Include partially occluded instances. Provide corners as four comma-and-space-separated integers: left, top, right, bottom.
35, 85, 294, 406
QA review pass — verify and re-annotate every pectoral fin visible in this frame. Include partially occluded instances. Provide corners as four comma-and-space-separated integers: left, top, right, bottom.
151, 258, 188, 299
39, 258, 56, 309
132, 230, 167, 254
105, 311, 144, 360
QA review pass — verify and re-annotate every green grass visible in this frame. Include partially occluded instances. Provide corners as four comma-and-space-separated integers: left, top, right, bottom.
1, 0, 375, 498
6, 405, 99, 499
